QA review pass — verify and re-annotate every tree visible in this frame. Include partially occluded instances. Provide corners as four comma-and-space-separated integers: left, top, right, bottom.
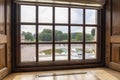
71, 32, 83, 41
55, 30, 65, 41
75, 33, 83, 41
25, 32, 34, 41
22, 31, 34, 41
38, 29, 52, 41
71, 33, 76, 39
85, 34, 94, 41
22, 31, 26, 36
63, 33, 67, 40
39, 29, 68, 42
91, 29, 95, 36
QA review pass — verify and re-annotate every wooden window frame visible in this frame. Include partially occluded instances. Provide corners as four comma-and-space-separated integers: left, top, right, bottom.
13, 3, 104, 72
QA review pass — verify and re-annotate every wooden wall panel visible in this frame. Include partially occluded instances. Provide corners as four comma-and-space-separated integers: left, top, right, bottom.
106, 0, 120, 71
0, 0, 6, 73
109, 62, 120, 72
111, 0, 120, 69
0, 0, 11, 79
111, 36, 120, 43
105, 0, 111, 66
0, 34, 7, 44
112, 0, 120, 35
112, 44, 120, 63
0, 0, 5, 34
6, 0, 11, 73
0, 45, 6, 69
0, 26, 4, 34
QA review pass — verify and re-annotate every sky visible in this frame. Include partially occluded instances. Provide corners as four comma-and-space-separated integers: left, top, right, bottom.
21, 5, 97, 34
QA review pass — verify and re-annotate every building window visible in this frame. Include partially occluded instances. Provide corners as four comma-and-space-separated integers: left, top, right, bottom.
18, 4, 99, 63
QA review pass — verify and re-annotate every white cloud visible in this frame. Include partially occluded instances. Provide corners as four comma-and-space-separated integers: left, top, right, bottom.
21, 25, 36, 34
21, 5, 36, 22
85, 9, 97, 24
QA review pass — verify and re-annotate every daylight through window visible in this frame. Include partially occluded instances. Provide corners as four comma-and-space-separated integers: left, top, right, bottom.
19, 5, 98, 63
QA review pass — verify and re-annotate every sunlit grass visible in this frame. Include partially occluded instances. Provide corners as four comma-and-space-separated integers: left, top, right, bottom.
39, 48, 94, 55
39, 49, 63, 55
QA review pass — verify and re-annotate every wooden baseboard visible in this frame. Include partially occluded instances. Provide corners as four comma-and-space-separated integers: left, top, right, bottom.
109, 62, 120, 72
0, 67, 9, 79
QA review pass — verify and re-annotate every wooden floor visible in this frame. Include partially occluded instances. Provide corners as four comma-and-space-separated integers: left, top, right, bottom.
3, 68, 120, 80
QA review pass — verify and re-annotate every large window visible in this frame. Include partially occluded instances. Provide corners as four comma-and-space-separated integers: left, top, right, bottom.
18, 5, 99, 64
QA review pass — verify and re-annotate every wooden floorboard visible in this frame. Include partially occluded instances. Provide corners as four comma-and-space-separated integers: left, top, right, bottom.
3, 68, 120, 80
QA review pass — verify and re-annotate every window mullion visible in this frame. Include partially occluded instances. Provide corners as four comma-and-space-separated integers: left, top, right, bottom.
97, 10, 101, 61
36, 5, 39, 62
19, 5, 21, 63
53, 6, 55, 61
83, 9, 85, 60
68, 7, 71, 61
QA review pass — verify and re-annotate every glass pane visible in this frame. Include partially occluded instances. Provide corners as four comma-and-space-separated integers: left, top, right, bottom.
39, 44, 52, 61
71, 26, 83, 42
55, 7, 68, 23
85, 9, 97, 24
85, 27, 97, 42
85, 44, 97, 59
55, 44, 68, 60
21, 45, 36, 62
38, 25, 52, 42
39, 6, 53, 23
55, 26, 68, 42
21, 25, 36, 43
21, 5, 36, 22
71, 44, 83, 60
71, 8, 83, 24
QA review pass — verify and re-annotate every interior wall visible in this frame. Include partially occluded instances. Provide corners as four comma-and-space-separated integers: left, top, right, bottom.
106, 0, 120, 71
0, 0, 11, 79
